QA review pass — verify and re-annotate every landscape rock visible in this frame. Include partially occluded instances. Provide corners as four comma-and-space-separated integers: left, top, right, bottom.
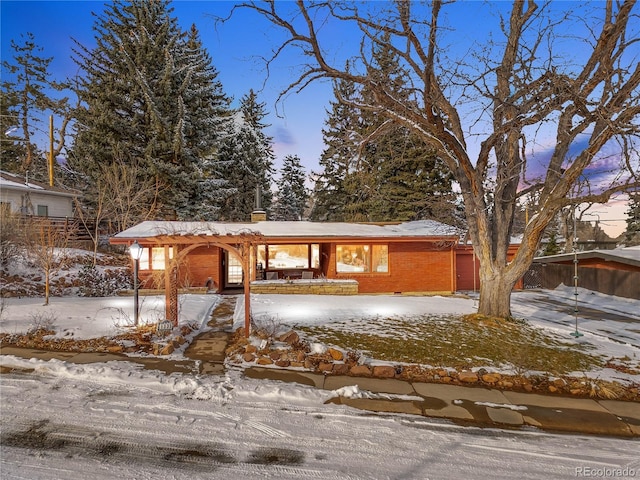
327, 348, 344, 361
332, 363, 350, 375
372, 365, 396, 378
458, 371, 479, 383
278, 330, 300, 345
481, 373, 501, 384
242, 353, 256, 362
318, 362, 334, 373
350, 365, 372, 377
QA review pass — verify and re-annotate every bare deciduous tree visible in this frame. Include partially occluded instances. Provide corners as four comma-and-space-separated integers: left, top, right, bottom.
225, 0, 640, 318
76, 159, 161, 261
23, 218, 75, 305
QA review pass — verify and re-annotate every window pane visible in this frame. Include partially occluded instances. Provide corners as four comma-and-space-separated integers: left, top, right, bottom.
150, 247, 173, 270
37, 205, 48, 216
311, 244, 320, 269
372, 245, 388, 272
139, 248, 150, 270
336, 245, 367, 272
257, 245, 266, 269
151, 247, 165, 270
267, 244, 309, 269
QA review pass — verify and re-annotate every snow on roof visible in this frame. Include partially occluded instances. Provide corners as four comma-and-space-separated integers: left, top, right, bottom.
113, 219, 460, 241
0, 170, 79, 196
534, 245, 640, 268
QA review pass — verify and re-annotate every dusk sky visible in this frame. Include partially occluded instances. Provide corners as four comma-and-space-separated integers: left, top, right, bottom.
1, 0, 633, 236
1, 0, 333, 174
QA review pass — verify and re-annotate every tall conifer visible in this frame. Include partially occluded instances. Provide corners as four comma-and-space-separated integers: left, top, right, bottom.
216, 90, 274, 221
272, 155, 308, 220
70, 0, 231, 220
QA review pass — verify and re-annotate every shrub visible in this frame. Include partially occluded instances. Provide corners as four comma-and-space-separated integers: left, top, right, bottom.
77, 263, 132, 297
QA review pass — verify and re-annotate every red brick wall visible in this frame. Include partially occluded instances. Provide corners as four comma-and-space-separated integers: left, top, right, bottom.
181, 245, 221, 290
327, 241, 455, 294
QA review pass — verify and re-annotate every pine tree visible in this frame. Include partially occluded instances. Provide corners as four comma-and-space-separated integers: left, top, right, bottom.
623, 193, 640, 246
1, 32, 70, 180
216, 90, 275, 221
311, 40, 457, 224
70, 0, 231, 220
309, 75, 360, 221
272, 155, 308, 220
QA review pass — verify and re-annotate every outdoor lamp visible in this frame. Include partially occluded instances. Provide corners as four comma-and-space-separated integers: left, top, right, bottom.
129, 240, 144, 326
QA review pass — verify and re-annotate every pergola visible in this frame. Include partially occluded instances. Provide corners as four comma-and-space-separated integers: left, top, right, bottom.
112, 228, 264, 337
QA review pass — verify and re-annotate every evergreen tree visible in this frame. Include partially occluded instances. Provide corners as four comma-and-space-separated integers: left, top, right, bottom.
309, 75, 360, 221
272, 155, 308, 220
69, 0, 231, 220
1, 32, 70, 181
217, 90, 274, 221
623, 193, 640, 246
311, 40, 457, 224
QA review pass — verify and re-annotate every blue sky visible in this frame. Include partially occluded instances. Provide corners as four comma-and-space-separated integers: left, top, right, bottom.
0, 0, 332, 175
1, 0, 633, 235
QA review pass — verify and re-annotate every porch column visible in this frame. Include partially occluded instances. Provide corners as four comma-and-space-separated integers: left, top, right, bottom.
243, 240, 251, 337
165, 245, 178, 326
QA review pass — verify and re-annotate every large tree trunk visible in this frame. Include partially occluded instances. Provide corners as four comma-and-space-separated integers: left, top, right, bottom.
477, 266, 518, 319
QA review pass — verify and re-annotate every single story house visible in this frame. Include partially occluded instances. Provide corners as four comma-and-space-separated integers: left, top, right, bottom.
110, 219, 461, 328
531, 246, 640, 299
0, 170, 78, 218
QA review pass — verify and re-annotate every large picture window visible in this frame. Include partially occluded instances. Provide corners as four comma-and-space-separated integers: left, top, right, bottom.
336, 245, 388, 273
139, 247, 173, 270
257, 244, 320, 270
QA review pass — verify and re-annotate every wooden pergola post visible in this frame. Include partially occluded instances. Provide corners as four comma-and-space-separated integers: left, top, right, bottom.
165, 245, 178, 326
243, 240, 251, 337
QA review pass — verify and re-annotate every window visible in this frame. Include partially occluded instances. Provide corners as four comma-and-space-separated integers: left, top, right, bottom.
37, 205, 48, 217
265, 244, 310, 269
336, 244, 388, 273
139, 247, 173, 270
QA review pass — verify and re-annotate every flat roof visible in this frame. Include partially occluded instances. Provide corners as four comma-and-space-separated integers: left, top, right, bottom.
112, 219, 460, 242
533, 246, 640, 268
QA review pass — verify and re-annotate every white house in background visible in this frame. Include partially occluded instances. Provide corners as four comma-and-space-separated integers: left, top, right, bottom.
0, 170, 79, 218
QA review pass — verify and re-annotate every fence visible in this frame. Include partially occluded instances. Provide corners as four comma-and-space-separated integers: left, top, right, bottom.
525, 262, 640, 300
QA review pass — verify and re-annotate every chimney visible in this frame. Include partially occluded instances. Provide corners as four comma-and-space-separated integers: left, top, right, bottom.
250, 183, 267, 222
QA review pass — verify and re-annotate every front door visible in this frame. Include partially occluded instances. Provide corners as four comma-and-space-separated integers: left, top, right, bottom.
224, 251, 243, 288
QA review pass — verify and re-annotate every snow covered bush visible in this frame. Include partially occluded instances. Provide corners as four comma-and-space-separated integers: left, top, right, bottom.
77, 263, 132, 297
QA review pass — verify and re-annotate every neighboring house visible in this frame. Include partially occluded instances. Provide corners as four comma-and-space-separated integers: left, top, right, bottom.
0, 170, 78, 218
530, 246, 640, 299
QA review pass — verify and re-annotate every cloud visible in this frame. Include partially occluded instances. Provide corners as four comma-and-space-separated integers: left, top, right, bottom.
273, 126, 296, 146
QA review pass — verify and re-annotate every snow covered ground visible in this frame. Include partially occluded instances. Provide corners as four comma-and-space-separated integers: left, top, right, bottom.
1, 288, 639, 478
2, 351, 639, 479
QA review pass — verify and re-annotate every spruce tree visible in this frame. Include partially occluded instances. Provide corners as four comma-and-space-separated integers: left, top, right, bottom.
309, 75, 360, 221
70, 0, 231, 220
311, 40, 457, 224
1, 32, 70, 180
623, 193, 640, 246
272, 155, 308, 220
217, 90, 275, 221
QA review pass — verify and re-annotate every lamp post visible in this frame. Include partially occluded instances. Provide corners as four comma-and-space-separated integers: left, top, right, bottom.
129, 240, 144, 326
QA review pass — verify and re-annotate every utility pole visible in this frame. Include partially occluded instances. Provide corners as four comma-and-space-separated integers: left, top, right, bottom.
48, 115, 54, 187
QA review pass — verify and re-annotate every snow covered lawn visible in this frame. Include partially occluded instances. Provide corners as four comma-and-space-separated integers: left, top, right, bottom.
1, 286, 638, 393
